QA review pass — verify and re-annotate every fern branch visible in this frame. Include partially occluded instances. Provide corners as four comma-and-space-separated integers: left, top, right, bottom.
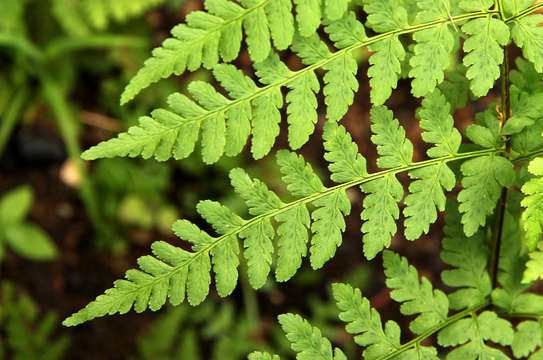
378, 301, 489, 360
65, 147, 503, 326
86, 9, 513, 164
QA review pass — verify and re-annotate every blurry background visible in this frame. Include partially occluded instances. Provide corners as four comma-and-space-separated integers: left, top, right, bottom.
0, 1, 521, 359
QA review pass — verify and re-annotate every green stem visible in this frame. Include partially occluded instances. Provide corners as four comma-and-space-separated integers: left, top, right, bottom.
0, 87, 29, 158
497, 311, 543, 319
378, 301, 490, 360
489, 44, 512, 289
0, 34, 44, 62
38, 72, 105, 241
45, 35, 148, 59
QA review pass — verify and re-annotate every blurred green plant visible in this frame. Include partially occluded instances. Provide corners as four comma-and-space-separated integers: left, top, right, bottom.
0, 281, 70, 360
0, 0, 190, 250
0, 186, 58, 264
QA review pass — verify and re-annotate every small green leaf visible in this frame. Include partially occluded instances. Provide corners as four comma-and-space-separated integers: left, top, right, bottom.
4, 224, 58, 261
0, 185, 33, 226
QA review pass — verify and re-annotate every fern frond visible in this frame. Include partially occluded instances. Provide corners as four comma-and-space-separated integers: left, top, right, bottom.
361, 106, 412, 259
460, 8, 510, 97
383, 250, 449, 335
120, 0, 294, 104
511, 14, 543, 72
278, 313, 347, 360
437, 311, 513, 360
441, 200, 492, 310
404, 90, 460, 240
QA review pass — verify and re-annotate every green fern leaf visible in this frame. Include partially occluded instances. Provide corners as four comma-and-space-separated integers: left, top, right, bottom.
278, 313, 346, 360
360, 176, 403, 260
229, 167, 283, 216
285, 70, 320, 150
404, 90, 460, 240
310, 189, 350, 269
438, 311, 513, 360
240, 219, 274, 289
363, 0, 409, 33
491, 213, 543, 311
367, 38, 405, 106
322, 54, 358, 122
263, 0, 294, 51
523, 250, 543, 283
458, 155, 515, 236
503, 0, 534, 17
120, 0, 295, 104
363, 0, 408, 105
512, 320, 543, 358
293, 0, 322, 37
408, 0, 458, 97
521, 157, 543, 252
461, 16, 510, 97
324, 11, 366, 49
502, 91, 543, 136
275, 206, 310, 282
459, 0, 492, 12
511, 15, 543, 73
248, 352, 281, 360
370, 106, 413, 169
195, 201, 242, 297
321, 12, 366, 121
277, 150, 325, 197
441, 200, 492, 310
332, 283, 400, 358
361, 106, 411, 259
383, 250, 449, 335
322, 122, 367, 183
324, 0, 352, 21
291, 32, 331, 64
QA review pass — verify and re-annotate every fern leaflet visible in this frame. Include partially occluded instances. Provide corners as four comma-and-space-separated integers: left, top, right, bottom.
383, 250, 449, 335
460, 5, 510, 97
403, 90, 460, 240
361, 106, 411, 259
441, 200, 492, 310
